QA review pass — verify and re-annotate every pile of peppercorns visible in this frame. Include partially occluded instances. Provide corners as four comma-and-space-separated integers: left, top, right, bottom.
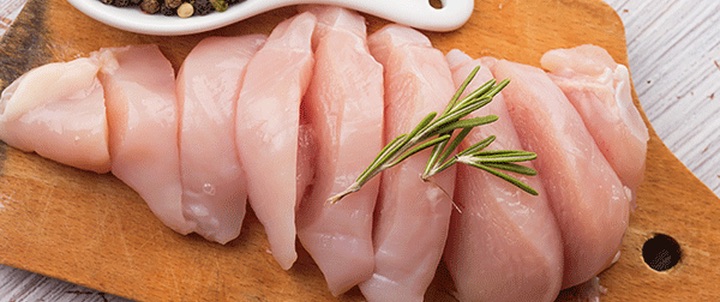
99, 0, 244, 18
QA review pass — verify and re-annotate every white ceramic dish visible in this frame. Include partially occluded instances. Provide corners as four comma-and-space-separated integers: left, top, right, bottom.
67, 0, 474, 36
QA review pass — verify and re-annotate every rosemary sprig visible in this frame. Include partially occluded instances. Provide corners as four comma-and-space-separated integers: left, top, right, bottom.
326, 66, 538, 204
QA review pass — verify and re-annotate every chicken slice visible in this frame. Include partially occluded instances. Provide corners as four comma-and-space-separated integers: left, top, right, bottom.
0, 57, 110, 173
234, 12, 316, 270
443, 49, 564, 302
177, 35, 266, 244
541, 44, 648, 203
96, 45, 193, 235
359, 24, 456, 302
491, 59, 630, 288
295, 6, 384, 296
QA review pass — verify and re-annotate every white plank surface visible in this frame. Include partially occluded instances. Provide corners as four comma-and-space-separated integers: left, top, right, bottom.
0, 0, 718, 301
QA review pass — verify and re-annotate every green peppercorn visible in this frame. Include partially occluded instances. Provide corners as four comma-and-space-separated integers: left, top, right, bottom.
140, 0, 160, 14
210, 0, 227, 12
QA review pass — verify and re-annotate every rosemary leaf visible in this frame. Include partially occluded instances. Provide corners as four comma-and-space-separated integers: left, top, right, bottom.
455, 79, 496, 109
463, 161, 539, 195
434, 115, 498, 136
486, 79, 510, 97
409, 112, 438, 139
443, 66, 481, 114
355, 134, 407, 185
389, 134, 451, 168
468, 154, 537, 164
483, 162, 538, 176
424, 140, 448, 177
457, 135, 496, 157
437, 127, 473, 166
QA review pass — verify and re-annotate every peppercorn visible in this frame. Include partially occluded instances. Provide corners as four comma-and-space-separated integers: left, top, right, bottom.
100, 0, 113, 4
193, 0, 213, 15
160, 2, 176, 15
210, 0, 227, 12
165, 0, 182, 9
177, 2, 194, 18
140, 0, 160, 14
112, 0, 131, 7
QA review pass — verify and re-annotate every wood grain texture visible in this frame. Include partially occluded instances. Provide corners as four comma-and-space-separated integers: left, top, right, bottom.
0, 0, 718, 301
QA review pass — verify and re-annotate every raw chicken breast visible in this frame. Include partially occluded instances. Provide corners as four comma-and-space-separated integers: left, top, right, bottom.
295, 6, 383, 296
235, 12, 316, 270
443, 49, 564, 302
541, 44, 648, 202
297, 6, 383, 295
491, 59, 630, 288
359, 24, 456, 302
0, 58, 110, 173
177, 35, 266, 244
96, 45, 194, 235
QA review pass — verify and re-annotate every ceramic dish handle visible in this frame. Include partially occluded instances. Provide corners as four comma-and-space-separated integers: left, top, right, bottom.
324, 0, 475, 31
264, 0, 475, 31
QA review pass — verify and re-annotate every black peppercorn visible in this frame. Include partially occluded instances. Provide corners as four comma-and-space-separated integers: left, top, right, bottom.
165, 0, 182, 9
193, 0, 213, 15
112, 0, 131, 7
140, 0, 160, 14
160, 2, 176, 16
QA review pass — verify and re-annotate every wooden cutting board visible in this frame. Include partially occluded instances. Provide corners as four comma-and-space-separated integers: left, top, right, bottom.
0, 0, 718, 301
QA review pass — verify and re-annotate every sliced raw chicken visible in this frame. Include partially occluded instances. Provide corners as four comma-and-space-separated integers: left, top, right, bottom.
0, 58, 110, 173
295, 6, 384, 296
359, 24, 456, 302
96, 45, 194, 235
491, 59, 630, 288
177, 35, 266, 244
235, 12, 316, 270
443, 49, 564, 302
541, 44, 648, 202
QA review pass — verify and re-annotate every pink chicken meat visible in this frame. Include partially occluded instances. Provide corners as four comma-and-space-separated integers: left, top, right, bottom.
97, 45, 194, 235
177, 35, 266, 244
0, 58, 110, 173
541, 44, 648, 202
491, 59, 630, 288
359, 24, 456, 301
235, 12, 316, 270
295, 6, 384, 296
444, 49, 564, 302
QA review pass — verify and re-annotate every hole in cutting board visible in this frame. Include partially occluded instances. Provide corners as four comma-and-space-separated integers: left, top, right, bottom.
429, 0, 444, 9
642, 233, 682, 271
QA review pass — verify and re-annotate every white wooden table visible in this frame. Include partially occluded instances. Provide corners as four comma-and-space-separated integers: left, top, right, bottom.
0, 0, 718, 301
